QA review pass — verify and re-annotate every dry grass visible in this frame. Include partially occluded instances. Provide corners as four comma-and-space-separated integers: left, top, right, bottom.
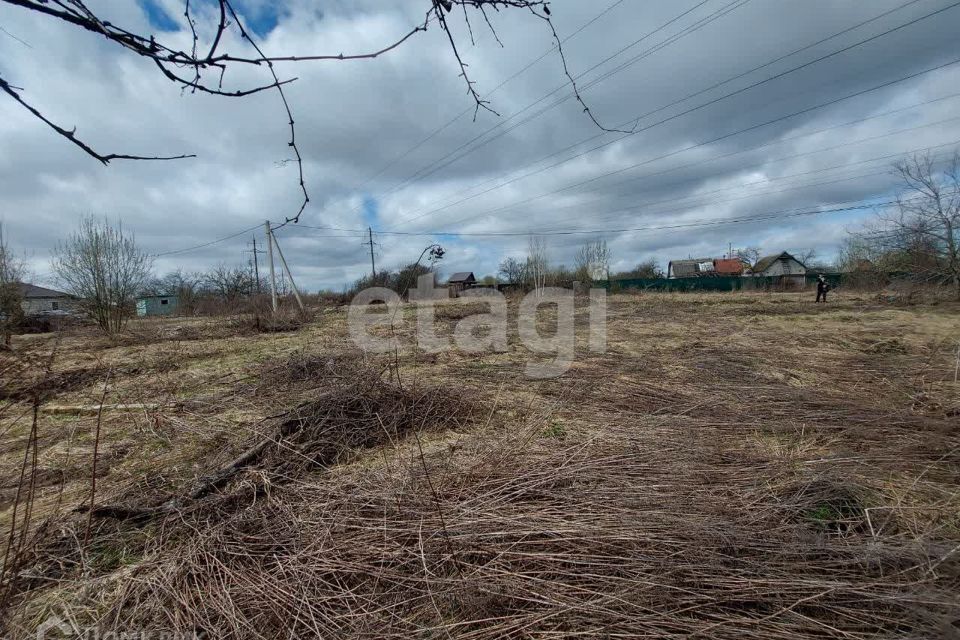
1, 292, 958, 638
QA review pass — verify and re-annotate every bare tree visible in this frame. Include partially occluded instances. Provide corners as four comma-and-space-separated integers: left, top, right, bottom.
52, 217, 153, 333
527, 236, 549, 297
1, 0, 603, 226
736, 246, 762, 269
881, 152, 960, 299
796, 248, 817, 266
498, 256, 528, 287
612, 259, 663, 280
860, 152, 960, 300
0, 223, 25, 348
205, 264, 254, 301
574, 239, 611, 282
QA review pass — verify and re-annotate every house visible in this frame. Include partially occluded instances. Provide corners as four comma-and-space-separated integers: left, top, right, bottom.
713, 258, 746, 276
668, 257, 750, 278
750, 252, 807, 288
447, 272, 477, 296
668, 259, 713, 279
136, 294, 179, 317
18, 283, 75, 315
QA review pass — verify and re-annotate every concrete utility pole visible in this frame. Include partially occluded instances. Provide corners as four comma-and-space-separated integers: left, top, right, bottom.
271, 231, 305, 312
245, 235, 266, 293
368, 227, 376, 277
362, 226, 377, 278
265, 220, 277, 313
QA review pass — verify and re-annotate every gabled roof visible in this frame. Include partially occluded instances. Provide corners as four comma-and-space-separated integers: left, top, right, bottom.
18, 283, 71, 298
668, 259, 715, 277
713, 258, 745, 275
448, 272, 476, 283
668, 260, 699, 277
753, 252, 804, 274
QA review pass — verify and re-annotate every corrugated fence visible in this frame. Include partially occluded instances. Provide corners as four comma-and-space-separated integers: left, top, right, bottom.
600, 273, 843, 292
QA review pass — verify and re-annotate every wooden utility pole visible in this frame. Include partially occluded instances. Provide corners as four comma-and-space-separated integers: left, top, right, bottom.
271, 231, 305, 312
265, 220, 277, 313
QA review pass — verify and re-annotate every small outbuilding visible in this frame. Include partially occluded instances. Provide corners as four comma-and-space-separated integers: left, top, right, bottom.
750, 252, 807, 288
18, 283, 75, 315
447, 272, 477, 296
136, 294, 179, 317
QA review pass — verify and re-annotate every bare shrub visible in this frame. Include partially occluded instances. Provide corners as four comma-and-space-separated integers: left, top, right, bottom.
51, 217, 152, 334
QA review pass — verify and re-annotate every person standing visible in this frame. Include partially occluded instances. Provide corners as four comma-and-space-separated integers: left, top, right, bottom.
816, 274, 829, 303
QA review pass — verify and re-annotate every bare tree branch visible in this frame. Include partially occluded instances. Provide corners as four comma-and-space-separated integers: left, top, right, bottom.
220, 0, 309, 225
0, 75, 195, 165
2, 0, 607, 226
523, 3, 636, 134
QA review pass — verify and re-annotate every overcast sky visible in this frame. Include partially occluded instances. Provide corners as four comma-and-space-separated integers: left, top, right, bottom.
2, 0, 960, 290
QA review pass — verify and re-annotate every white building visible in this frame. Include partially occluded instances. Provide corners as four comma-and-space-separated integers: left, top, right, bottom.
18, 283, 75, 315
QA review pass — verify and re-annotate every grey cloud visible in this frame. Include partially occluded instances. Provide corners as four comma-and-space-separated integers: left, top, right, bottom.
1, 0, 959, 288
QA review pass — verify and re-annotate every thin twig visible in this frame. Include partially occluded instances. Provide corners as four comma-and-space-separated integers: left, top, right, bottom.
83, 367, 111, 549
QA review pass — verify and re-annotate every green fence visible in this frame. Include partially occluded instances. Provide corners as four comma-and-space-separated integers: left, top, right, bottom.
600, 273, 842, 292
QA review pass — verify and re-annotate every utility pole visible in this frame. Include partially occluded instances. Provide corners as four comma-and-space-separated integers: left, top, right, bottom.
361, 226, 377, 278
270, 231, 305, 312
265, 220, 277, 313
245, 235, 266, 293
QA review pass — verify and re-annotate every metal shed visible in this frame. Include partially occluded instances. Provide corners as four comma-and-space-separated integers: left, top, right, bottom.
136, 294, 179, 317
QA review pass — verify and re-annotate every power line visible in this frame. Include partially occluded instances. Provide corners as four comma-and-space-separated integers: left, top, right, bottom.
319, 0, 747, 233
300, 0, 633, 230
510, 123, 960, 229
397, 54, 960, 231
349, 0, 630, 193
153, 223, 262, 257
543, 93, 960, 214
383, 0, 931, 222
299, 201, 896, 239
159, 137, 953, 262
379, 0, 748, 202
386, 0, 960, 230
150, 2, 960, 262
285, 146, 955, 240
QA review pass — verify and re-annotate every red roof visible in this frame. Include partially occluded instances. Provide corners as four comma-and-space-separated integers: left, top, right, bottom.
713, 258, 744, 275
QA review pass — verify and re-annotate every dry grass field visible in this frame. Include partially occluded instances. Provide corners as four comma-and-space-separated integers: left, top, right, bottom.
1, 291, 959, 638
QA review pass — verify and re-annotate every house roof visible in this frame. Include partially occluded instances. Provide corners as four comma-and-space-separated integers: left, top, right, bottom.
669, 259, 716, 277
753, 252, 804, 274
18, 283, 71, 298
713, 258, 745, 275
448, 272, 476, 283
668, 260, 700, 277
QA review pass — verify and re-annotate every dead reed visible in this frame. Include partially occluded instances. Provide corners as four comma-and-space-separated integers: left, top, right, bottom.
1, 292, 958, 638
